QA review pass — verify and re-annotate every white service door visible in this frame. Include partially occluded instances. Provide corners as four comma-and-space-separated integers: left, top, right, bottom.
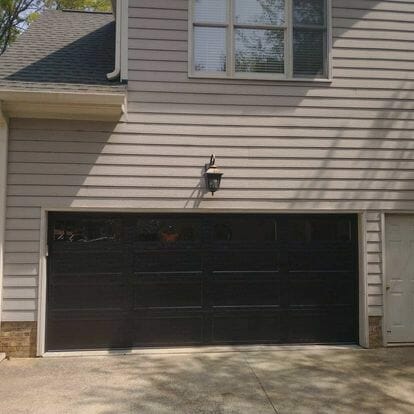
385, 215, 414, 343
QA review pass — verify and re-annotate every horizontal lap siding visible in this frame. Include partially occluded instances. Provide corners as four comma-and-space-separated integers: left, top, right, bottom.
125, 0, 413, 319
2, 207, 40, 322
4, 0, 413, 321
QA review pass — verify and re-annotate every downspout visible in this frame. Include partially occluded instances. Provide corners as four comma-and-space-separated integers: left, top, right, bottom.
0, 103, 9, 327
107, 0, 122, 81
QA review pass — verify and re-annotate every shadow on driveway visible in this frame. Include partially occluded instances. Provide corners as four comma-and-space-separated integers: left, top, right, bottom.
0, 347, 413, 414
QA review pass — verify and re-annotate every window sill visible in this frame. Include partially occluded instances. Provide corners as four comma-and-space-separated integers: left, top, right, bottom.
188, 73, 333, 83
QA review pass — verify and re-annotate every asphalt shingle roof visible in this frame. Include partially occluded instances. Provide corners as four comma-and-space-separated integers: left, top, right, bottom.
0, 10, 124, 93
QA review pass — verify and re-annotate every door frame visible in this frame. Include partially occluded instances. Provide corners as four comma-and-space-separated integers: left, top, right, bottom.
37, 208, 368, 356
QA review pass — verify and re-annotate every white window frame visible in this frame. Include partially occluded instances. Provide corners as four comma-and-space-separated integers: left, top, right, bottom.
188, 0, 332, 82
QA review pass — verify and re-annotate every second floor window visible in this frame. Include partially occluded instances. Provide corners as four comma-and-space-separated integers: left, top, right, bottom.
190, 0, 330, 80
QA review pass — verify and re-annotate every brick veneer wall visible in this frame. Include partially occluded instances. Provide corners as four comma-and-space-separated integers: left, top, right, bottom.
369, 316, 383, 348
0, 322, 37, 357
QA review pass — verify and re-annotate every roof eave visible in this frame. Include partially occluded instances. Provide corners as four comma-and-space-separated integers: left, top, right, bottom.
0, 88, 125, 122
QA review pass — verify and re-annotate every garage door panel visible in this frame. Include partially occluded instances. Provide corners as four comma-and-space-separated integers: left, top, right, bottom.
288, 249, 355, 272
287, 309, 356, 343
47, 319, 128, 350
133, 272, 203, 308
212, 249, 279, 272
212, 311, 283, 343
211, 272, 282, 307
51, 248, 125, 274
133, 250, 203, 272
50, 283, 127, 310
47, 213, 358, 350
288, 275, 356, 306
132, 314, 204, 346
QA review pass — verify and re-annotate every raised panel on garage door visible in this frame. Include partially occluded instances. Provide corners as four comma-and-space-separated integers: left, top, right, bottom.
131, 217, 205, 346
210, 216, 283, 343
46, 215, 129, 350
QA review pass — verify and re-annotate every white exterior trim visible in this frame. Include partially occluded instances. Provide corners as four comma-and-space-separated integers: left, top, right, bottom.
120, 0, 129, 81
107, 0, 128, 82
0, 104, 8, 327
37, 207, 368, 356
359, 211, 369, 348
37, 209, 48, 356
0, 89, 125, 121
381, 212, 388, 347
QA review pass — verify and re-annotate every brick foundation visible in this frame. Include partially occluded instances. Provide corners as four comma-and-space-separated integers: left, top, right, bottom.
369, 316, 383, 348
0, 322, 37, 358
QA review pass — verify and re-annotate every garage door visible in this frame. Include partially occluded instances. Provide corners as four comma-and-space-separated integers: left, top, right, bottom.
46, 213, 359, 351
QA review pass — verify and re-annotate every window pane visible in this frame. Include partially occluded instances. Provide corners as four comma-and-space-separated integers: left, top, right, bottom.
53, 218, 121, 243
213, 218, 277, 242
235, 0, 285, 25
235, 29, 284, 73
194, 27, 227, 72
136, 218, 201, 243
293, 29, 324, 77
194, 0, 227, 23
294, 0, 325, 25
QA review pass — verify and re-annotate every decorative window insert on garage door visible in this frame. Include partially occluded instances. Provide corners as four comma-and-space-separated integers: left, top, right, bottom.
46, 213, 359, 351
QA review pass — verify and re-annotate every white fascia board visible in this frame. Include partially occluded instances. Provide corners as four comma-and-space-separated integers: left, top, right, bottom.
0, 89, 125, 105
0, 103, 9, 326
0, 89, 126, 121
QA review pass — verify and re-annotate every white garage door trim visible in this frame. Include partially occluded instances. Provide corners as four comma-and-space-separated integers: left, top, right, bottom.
36, 208, 369, 356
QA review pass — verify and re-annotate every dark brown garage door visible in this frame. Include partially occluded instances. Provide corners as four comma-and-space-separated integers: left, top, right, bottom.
46, 213, 359, 351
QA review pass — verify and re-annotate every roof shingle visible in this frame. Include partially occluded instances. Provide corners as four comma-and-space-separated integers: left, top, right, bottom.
0, 10, 124, 93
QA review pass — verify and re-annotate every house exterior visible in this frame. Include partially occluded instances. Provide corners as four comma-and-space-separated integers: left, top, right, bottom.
0, 0, 413, 357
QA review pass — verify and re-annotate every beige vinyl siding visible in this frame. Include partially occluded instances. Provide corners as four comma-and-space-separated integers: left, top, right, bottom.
2, 207, 40, 321
3, 0, 414, 321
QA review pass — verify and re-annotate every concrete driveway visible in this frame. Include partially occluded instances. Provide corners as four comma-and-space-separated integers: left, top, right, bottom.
0, 346, 413, 414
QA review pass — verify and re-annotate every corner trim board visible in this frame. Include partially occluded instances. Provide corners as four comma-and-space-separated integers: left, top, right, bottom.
0, 104, 9, 327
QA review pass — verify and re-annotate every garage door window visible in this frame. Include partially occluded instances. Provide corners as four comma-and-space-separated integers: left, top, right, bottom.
136, 218, 201, 243
53, 218, 121, 243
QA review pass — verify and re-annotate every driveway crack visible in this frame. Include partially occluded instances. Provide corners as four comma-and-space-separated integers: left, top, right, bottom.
242, 353, 281, 414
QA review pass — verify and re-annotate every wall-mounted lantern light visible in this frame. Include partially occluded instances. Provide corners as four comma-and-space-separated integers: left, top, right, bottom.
205, 154, 223, 196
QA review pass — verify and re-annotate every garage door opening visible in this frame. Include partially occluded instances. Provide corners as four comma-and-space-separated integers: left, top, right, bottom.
46, 213, 359, 351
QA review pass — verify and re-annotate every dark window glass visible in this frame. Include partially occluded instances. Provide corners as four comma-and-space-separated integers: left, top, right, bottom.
293, 29, 324, 77
287, 219, 309, 242
213, 218, 276, 242
136, 219, 201, 243
53, 219, 121, 243
311, 218, 352, 242
293, 0, 325, 25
